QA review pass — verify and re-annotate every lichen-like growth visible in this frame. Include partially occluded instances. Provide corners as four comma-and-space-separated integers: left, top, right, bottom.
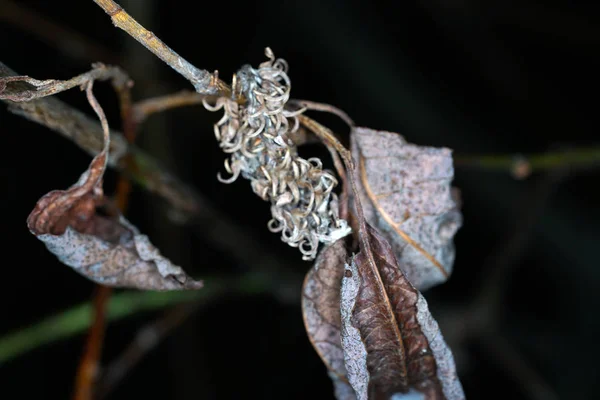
203, 48, 350, 260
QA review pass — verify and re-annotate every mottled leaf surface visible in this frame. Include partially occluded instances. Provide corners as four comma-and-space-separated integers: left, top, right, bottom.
340, 224, 463, 400
302, 239, 356, 400
351, 127, 462, 290
26, 81, 202, 291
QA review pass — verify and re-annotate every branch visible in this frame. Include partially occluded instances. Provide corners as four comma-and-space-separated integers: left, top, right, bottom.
0, 289, 200, 365
0, 63, 130, 102
73, 286, 112, 400
455, 146, 600, 179
97, 302, 201, 398
132, 90, 208, 124
288, 99, 355, 127
0, 61, 201, 216
92, 0, 230, 98
0, 273, 273, 366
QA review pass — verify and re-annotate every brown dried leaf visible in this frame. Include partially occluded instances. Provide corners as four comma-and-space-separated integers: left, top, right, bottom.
340, 224, 463, 400
351, 127, 462, 290
302, 239, 356, 400
26, 81, 202, 291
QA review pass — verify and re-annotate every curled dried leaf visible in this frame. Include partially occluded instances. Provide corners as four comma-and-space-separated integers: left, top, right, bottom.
27, 81, 202, 291
351, 127, 462, 290
340, 224, 463, 400
302, 239, 356, 400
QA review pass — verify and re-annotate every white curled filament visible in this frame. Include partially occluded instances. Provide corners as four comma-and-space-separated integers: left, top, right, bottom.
203, 48, 350, 260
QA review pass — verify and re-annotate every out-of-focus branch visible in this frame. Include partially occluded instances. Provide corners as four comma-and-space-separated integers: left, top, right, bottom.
0, 289, 201, 365
0, 0, 119, 64
73, 286, 112, 400
0, 272, 277, 366
97, 302, 201, 399
455, 146, 600, 179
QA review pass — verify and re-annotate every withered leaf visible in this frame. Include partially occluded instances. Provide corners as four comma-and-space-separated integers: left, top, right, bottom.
351, 127, 462, 290
302, 239, 356, 400
27, 81, 202, 291
340, 224, 464, 400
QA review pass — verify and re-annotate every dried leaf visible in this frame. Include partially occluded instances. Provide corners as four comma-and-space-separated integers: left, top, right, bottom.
351, 127, 462, 290
26, 81, 202, 291
340, 224, 464, 400
302, 239, 356, 400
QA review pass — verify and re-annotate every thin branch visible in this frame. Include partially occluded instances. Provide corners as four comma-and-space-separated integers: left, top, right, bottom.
132, 90, 208, 124
133, 92, 322, 149
0, 272, 279, 366
0, 289, 200, 365
92, 0, 230, 98
73, 286, 112, 400
0, 61, 201, 216
289, 99, 354, 127
455, 146, 600, 179
97, 302, 201, 399
297, 114, 353, 167
0, 63, 129, 102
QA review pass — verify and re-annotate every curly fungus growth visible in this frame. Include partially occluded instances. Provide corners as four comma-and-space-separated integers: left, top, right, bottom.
203, 48, 350, 260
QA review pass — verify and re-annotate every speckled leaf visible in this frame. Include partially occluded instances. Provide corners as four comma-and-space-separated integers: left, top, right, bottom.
340, 224, 464, 400
350, 127, 462, 290
302, 239, 356, 400
26, 82, 202, 291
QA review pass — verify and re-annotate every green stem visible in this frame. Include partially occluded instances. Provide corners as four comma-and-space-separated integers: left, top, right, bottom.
0, 274, 268, 365
456, 146, 600, 176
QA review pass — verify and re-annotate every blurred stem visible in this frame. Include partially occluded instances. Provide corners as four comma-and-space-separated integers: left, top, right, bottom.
73, 286, 112, 400
0, 273, 268, 366
97, 302, 202, 398
456, 146, 600, 178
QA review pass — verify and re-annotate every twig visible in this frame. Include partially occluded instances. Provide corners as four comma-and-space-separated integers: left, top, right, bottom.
297, 114, 353, 166
0, 0, 118, 64
97, 302, 202, 399
132, 90, 208, 124
0, 62, 201, 216
455, 147, 600, 179
288, 99, 355, 127
0, 63, 129, 102
92, 0, 230, 98
73, 286, 112, 400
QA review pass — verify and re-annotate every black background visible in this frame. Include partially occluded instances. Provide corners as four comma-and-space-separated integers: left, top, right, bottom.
1, 1, 599, 399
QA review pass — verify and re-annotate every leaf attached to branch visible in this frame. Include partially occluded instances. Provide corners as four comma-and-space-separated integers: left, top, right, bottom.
340, 224, 464, 400
26, 81, 202, 291
351, 127, 462, 290
302, 239, 356, 400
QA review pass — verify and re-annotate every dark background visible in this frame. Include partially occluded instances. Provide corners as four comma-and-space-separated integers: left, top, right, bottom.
1, 0, 599, 399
